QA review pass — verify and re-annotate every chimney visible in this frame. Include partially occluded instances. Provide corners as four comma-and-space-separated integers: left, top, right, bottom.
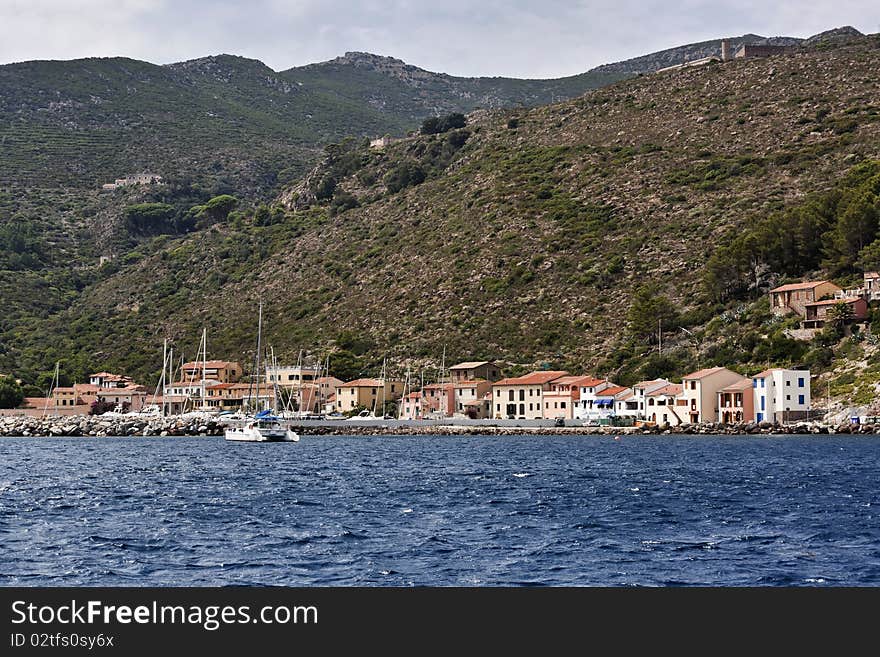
721, 39, 730, 62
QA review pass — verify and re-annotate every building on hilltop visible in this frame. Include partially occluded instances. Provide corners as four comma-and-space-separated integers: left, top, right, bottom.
769, 281, 841, 316
735, 44, 792, 59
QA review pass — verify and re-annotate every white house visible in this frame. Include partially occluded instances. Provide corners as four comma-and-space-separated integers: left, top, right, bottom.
645, 383, 685, 426
572, 378, 612, 421
752, 369, 811, 423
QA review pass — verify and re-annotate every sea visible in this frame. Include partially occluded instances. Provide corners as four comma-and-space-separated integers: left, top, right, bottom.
1, 434, 878, 586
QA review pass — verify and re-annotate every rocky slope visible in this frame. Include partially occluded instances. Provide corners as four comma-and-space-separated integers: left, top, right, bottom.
9, 33, 878, 392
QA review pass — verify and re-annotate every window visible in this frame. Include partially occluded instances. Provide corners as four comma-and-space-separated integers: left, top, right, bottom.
529, 389, 533, 397
786, 381, 790, 386
529, 403, 533, 411
554, 402, 558, 409
690, 381, 696, 390
496, 404, 500, 412
761, 397, 765, 410
798, 378, 804, 387
509, 390, 514, 402
648, 398, 655, 406
519, 404, 525, 415
561, 402, 566, 409
519, 390, 525, 401
753, 379, 758, 388
761, 379, 765, 388
536, 389, 541, 396
545, 402, 549, 409
798, 395, 805, 404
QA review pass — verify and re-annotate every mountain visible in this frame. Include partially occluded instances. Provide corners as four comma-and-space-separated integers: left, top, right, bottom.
589, 33, 806, 75
7, 30, 879, 397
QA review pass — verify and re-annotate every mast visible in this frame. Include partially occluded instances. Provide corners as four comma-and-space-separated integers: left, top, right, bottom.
200, 328, 207, 413
43, 361, 59, 416
166, 345, 173, 416
255, 300, 263, 412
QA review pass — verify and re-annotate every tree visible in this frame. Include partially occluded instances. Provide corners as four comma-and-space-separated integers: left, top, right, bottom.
627, 285, 679, 343
0, 376, 24, 409
828, 301, 855, 328
193, 194, 239, 226
123, 203, 176, 235
420, 112, 467, 135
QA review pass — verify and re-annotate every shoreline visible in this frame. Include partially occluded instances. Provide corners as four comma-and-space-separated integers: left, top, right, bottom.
1, 414, 877, 437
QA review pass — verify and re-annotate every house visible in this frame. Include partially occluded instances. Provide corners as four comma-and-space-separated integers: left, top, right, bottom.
542, 375, 592, 420
680, 367, 746, 424
585, 385, 630, 424
491, 371, 569, 419
462, 393, 493, 419
769, 281, 841, 316
400, 392, 423, 420
369, 136, 395, 149
452, 380, 494, 416
613, 389, 642, 420
322, 393, 337, 415
752, 369, 811, 423
802, 297, 868, 329
735, 44, 792, 59
717, 379, 755, 424
645, 383, 685, 426
89, 372, 134, 389
181, 360, 242, 384
630, 379, 673, 418
421, 382, 455, 417
266, 366, 320, 387
334, 378, 404, 413
572, 378, 615, 421
864, 272, 880, 300
449, 361, 502, 383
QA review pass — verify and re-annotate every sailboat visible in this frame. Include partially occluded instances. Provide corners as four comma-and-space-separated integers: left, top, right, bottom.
225, 302, 299, 442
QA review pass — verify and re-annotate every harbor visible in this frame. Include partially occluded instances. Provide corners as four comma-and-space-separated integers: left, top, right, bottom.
1, 413, 875, 437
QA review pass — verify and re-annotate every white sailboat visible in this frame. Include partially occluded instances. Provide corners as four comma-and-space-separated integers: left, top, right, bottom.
225, 302, 299, 443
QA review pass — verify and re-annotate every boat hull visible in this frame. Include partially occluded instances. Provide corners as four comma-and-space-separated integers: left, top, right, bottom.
224, 426, 299, 442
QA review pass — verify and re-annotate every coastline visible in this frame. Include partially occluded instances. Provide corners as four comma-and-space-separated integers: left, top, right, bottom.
0, 414, 875, 437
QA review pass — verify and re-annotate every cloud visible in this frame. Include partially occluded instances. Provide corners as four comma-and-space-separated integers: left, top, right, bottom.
0, 0, 877, 77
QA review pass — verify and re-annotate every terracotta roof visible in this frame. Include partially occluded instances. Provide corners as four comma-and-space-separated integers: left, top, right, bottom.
647, 383, 683, 397
449, 361, 493, 370
182, 360, 238, 369
315, 376, 342, 384
751, 368, 790, 379
682, 367, 729, 380
404, 392, 421, 400
549, 375, 594, 386
73, 384, 101, 393
423, 383, 455, 390
770, 281, 836, 293
720, 379, 752, 392
453, 380, 489, 386
597, 385, 629, 397
339, 378, 384, 387
634, 378, 669, 389
493, 371, 569, 386
804, 297, 862, 307
207, 383, 236, 390
575, 377, 607, 388
89, 372, 116, 378
865, 272, 880, 278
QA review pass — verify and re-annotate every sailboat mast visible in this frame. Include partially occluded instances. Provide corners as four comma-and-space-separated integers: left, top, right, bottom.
200, 328, 207, 412
255, 301, 263, 412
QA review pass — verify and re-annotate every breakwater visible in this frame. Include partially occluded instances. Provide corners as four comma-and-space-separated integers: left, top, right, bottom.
1, 414, 877, 437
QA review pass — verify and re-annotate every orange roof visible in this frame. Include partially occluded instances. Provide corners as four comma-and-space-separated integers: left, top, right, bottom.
449, 361, 493, 370
682, 367, 728, 380
720, 379, 752, 392
73, 383, 101, 393
494, 371, 569, 386
339, 378, 384, 387
805, 297, 862, 307
453, 380, 490, 386
596, 385, 628, 397
865, 272, 880, 279
423, 383, 454, 390
404, 392, 421, 400
89, 372, 116, 378
182, 360, 238, 369
550, 375, 594, 386
647, 383, 683, 397
207, 383, 236, 390
770, 281, 835, 293
634, 378, 668, 389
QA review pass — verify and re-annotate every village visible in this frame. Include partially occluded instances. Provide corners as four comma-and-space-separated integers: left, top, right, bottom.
4, 273, 880, 429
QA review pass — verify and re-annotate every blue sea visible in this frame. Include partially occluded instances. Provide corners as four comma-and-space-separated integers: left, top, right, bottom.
1, 434, 878, 586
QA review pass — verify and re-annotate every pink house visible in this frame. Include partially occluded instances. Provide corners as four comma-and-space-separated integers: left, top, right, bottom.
542, 375, 592, 419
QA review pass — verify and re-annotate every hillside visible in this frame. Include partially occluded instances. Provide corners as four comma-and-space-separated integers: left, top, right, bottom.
7, 33, 880, 399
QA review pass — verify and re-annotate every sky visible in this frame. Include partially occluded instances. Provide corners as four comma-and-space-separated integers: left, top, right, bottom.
1, 0, 879, 78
